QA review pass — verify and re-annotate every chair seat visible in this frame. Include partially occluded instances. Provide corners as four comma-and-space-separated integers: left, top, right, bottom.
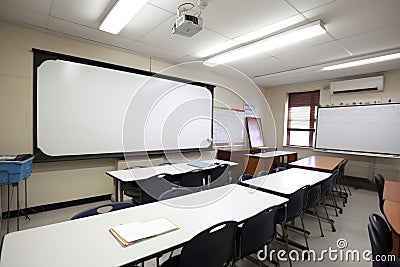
161, 255, 180, 267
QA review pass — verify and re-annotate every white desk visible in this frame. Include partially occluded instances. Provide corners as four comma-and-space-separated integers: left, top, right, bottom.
107, 159, 238, 201
0, 184, 287, 267
241, 168, 331, 196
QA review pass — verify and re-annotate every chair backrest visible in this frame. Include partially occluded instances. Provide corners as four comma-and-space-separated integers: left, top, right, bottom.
137, 174, 173, 203
321, 170, 338, 196
180, 170, 204, 189
209, 164, 230, 188
275, 167, 287, 173
368, 213, 393, 267
306, 184, 321, 209
179, 221, 238, 267
238, 174, 253, 183
286, 185, 309, 222
256, 170, 269, 177
369, 213, 392, 253
239, 207, 277, 258
159, 188, 193, 200
338, 159, 348, 178
71, 202, 134, 220
374, 173, 385, 214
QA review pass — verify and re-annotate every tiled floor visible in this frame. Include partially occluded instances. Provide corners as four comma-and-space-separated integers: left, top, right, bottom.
1, 187, 380, 266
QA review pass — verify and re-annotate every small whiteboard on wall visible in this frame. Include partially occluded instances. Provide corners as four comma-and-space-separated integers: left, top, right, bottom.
315, 103, 400, 156
213, 107, 245, 145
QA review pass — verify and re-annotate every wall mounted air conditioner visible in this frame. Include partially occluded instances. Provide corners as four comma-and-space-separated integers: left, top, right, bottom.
330, 76, 384, 95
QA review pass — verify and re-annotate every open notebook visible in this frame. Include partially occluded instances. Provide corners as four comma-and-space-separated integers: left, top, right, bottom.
109, 217, 179, 247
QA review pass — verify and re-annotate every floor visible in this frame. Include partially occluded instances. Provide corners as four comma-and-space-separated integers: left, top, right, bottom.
0, 187, 380, 266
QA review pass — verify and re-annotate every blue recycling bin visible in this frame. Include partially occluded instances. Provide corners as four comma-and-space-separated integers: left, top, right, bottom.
0, 155, 34, 233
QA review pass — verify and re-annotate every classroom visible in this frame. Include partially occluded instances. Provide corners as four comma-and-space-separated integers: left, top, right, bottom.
0, 0, 400, 266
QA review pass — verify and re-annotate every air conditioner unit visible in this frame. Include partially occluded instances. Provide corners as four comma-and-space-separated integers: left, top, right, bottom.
330, 76, 384, 95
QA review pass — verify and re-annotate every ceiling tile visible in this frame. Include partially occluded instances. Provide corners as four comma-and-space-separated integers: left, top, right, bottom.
275, 41, 350, 68
119, 5, 172, 41
126, 41, 183, 62
0, 2, 48, 27
230, 56, 295, 77
202, 0, 298, 38
287, 0, 337, 12
50, 0, 115, 28
303, 0, 400, 39
339, 24, 400, 55
47, 17, 133, 49
148, 0, 181, 14
139, 16, 229, 57
0, 0, 52, 14
256, 58, 400, 87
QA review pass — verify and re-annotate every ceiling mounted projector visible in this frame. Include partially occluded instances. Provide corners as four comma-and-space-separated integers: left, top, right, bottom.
172, 1, 209, 37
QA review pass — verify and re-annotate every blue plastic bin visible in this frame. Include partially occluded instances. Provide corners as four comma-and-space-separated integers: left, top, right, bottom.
0, 156, 34, 185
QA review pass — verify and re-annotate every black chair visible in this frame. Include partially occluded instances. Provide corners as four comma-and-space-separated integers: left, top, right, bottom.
305, 184, 324, 237
375, 173, 385, 214
238, 174, 253, 183
319, 171, 338, 232
275, 167, 288, 172
71, 202, 134, 220
159, 188, 193, 200
180, 170, 204, 190
122, 166, 147, 205
137, 174, 173, 204
161, 221, 238, 267
275, 185, 309, 267
236, 206, 279, 266
368, 213, 400, 267
209, 164, 231, 189
256, 170, 269, 177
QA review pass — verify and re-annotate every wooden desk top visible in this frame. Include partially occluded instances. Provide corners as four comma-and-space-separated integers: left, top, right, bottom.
384, 181, 400, 203
289, 155, 345, 172
384, 200, 400, 234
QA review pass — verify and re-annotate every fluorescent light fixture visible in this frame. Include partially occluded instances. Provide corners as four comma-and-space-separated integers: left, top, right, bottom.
196, 16, 304, 58
100, 0, 149, 34
322, 52, 400, 71
204, 20, 326, 67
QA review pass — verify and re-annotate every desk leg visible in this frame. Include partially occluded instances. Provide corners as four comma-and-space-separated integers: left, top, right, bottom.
16, 183, 19, 231
114, 179, 119, 202
391, 231, 400, 257
119, 182, 123, 202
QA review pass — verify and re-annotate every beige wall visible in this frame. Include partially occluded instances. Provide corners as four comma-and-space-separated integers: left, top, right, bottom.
0, 21, 271, 210
262, 71, 400, 181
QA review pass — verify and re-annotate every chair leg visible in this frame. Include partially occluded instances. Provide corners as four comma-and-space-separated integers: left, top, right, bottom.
323, 199, 336, 232
314, 206, 324, 237
280, 223, 292, 267
330, 192, 339, 217
299, 214, 309, 250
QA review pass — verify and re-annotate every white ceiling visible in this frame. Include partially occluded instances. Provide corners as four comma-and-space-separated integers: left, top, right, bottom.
0, 0, 400, 87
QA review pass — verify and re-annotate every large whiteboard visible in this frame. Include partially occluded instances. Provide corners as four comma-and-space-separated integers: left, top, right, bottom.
35, 54, 213, 159
315, 104, 400, 156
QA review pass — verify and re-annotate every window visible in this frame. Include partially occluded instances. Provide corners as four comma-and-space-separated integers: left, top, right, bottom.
286, 90, 320, 147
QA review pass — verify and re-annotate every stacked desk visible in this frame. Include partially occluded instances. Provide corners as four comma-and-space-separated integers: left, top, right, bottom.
0, 184, 287, 267
383, 181, 400, 257
244, 151, 298, 176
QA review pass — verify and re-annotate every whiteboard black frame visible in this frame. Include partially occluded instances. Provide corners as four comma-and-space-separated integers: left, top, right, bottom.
314, 103, 400, 157
32, 49, 215, 162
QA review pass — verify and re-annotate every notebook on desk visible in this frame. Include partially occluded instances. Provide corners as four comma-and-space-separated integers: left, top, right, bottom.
109, 217, 179, 247
187, 161, 218, 168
